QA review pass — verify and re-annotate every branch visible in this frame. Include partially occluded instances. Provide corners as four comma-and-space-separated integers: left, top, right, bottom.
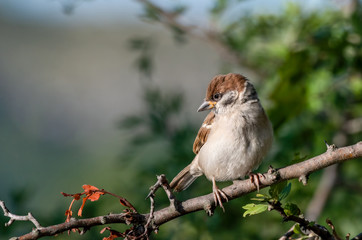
2, 141, 361, 239
151, 141, 362, 226
269, 200, 333, 239
10, 212, 145, 240
0, 201, 43, 229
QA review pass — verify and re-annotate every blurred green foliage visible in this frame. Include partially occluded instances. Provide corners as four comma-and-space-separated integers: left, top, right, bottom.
118, 1, 362, 239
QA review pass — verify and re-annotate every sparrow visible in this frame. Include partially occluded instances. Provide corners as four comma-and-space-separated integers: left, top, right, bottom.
169, 73, 273, 211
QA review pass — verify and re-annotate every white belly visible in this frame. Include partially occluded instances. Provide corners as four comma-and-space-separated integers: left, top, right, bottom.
197, 109, 272, 182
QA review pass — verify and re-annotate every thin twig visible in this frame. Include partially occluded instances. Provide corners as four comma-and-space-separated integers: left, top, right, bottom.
144, 174, 177, 236
279, 224, 297, 240
326, 219, 342, 240
269, 200, 333, 239
0, 200, 43, 229
156, 174, 178, 209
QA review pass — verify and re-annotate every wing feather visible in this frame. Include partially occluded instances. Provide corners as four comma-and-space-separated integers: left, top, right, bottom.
192, 112, 215, 154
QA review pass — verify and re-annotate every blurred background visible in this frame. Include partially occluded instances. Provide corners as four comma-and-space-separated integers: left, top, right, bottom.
0, 0, 361, 239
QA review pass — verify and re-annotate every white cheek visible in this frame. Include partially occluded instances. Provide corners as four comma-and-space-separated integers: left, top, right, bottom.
216, 90, 238, 111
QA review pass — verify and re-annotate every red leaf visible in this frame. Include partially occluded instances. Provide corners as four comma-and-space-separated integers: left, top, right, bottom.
78, 197, 88, 217
65, 209, 72, 222
100, 227, 124, 240
82, 185, 104, 201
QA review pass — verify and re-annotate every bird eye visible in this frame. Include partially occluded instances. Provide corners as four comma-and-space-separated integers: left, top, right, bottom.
213, 93, 222, 101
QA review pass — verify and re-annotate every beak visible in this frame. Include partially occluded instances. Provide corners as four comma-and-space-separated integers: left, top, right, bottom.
197, 100, 217, 112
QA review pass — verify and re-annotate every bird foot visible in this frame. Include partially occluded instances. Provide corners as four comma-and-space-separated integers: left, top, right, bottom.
212, 178, 228, 212
249, 172, 264, 192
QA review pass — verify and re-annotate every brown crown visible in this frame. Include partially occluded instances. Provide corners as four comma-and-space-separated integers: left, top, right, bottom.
205, 73, 247, 101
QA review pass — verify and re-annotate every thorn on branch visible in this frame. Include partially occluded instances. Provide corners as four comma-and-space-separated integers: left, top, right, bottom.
266, 165, 279, 182
325, 140, 338, 152
298, 175, 309, 186
80, 227, 89, 235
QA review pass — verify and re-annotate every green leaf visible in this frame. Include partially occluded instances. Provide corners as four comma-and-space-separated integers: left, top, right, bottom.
279, 182, 292, 201
250, 193, 269, 202
242, 203, 268, 217
284, 203, 301, 216
293, 223, 302, 234
269, 181, 287, 200
250, 198, 265, 202
308, 221, 316, 227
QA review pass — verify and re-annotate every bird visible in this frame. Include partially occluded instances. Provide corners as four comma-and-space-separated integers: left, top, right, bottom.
169, 73, 273, 211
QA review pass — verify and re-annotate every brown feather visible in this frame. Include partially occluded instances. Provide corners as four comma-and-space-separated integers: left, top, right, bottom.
193, 112, 215, 154
205, 73, 247, 101
169, 164, 198, 192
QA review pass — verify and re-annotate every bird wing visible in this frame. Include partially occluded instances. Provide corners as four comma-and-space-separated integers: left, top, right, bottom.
193, 111, 215, 154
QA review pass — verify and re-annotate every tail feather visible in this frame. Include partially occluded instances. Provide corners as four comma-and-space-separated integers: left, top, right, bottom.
170, 164, 198, 192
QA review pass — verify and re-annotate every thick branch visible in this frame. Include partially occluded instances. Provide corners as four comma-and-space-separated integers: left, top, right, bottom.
152, 141, 362, 226
15, 213, 145, 240
3, 141, 362, 240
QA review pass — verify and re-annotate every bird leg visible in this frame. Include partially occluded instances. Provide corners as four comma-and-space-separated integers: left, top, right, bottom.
212, 177, 228, 212
249, 172, 264, 192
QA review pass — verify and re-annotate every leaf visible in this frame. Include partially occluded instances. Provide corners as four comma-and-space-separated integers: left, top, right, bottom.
269, 181, 287, 200
250, 193, 269, 202
250, 198, 266, 202
78, 197, 88, 217
293, 224, 304, 235
65, 209, 72, 223
77, 185, 105, 217
100, 227, 125, 240
284, 203, 301, 216
279, 182, 292, 201
119, 198, 137, 212
82, 185, 104, 201
242, 203, 268, 217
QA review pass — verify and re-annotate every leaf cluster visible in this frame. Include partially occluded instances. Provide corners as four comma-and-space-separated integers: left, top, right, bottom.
243, 181, 296, 217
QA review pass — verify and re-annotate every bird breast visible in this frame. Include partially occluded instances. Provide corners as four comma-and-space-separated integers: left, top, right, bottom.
197, 102, 273, 182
